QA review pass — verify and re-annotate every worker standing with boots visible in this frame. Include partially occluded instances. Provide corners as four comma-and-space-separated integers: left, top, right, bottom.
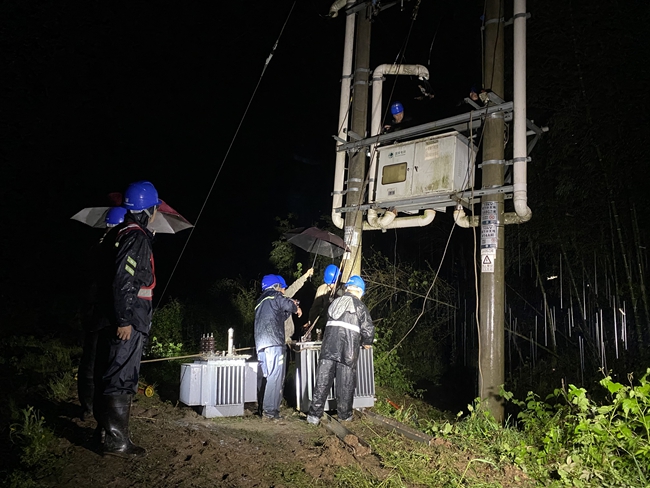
77, 206, 127, 422
306, 276, 374, 425
94, 180, 161, 458
254, 274, 302, 420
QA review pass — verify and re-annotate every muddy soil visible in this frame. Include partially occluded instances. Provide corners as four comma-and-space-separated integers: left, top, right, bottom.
49, 398, 389, 488
39, 394, 534, 488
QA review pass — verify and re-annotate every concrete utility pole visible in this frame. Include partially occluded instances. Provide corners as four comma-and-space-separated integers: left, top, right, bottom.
342, 7, 371, 281
479, 0, 506, 423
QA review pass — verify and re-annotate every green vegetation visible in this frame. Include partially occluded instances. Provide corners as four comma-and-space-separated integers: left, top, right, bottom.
363, 371, 650, 487
501, 373, 650, 486
6, 406, 60, 487
150, 298, 184, 351
46, 371, 75, 402
2, 228, 649, 487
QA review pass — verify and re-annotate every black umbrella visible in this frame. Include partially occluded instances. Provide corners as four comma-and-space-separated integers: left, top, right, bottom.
285, 227, 350, 259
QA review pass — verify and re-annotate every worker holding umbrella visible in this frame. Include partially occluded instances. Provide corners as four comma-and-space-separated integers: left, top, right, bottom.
93, 180, 161, 458
77, 206, 127, 422
71, 180, 192, 457
284, 226, 350, 263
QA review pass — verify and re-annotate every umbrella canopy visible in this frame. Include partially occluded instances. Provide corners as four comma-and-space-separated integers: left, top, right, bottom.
285, 226, 349, 258
70, 200, 193, 234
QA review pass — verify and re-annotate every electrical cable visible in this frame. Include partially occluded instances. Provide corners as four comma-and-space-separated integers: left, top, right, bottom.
155, 0, 297, 310
341, 0, 420, 274
486, 0, 502, 92
387, 103, 488, 355
426, 18, 442, 66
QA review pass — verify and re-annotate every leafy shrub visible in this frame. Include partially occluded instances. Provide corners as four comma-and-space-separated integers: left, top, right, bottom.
501, 371, 650, 486
152, 298, 184, 348
209, 278, 257, 346
269, 216, 297, 277
9, 406, 55, 469
363, 254, 455, 388
372, 328, 414, 394
47, 371, 75, 402
148, 337, 183, 359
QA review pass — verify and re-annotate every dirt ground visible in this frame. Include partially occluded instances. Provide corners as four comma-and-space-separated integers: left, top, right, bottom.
47, 397, 390, 488
37, 393, 535, 488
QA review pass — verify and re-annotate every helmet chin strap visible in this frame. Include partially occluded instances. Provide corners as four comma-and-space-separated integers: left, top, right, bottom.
128, 209, 150, 227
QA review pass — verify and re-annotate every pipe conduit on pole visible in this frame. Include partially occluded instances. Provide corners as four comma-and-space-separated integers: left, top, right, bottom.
331, 0, 355, 229
510, 0, 532, 222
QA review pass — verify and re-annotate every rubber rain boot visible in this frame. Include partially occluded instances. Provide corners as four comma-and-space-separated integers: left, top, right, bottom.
92, 395, 105, 446
78, 377, 95, 421
103, 395, 147, 458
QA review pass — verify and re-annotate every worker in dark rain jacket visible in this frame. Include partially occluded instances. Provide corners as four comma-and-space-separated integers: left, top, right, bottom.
77, 206, 127, 422
306, 264, 342, 339
382, 101, 416, 133
94, 180, 161, 458
307, 275, 374, 425
255, 275, 302, 420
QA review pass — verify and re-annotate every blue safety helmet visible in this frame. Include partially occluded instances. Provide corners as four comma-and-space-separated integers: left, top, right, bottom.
123, 180, 162, 211
323, 264, 340, 285
275, 275, 287, 288
261, 274, 280, 290
105, 207, 127, 227
390, 101, 404, 115
345, 275, 366, 296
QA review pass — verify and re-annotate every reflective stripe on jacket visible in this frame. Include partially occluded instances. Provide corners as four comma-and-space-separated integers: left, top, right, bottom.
113, 219, 155, 332
319, 292, 374, 367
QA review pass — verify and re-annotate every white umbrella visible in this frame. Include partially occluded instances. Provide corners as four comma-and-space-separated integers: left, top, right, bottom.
71, 200, 193, 234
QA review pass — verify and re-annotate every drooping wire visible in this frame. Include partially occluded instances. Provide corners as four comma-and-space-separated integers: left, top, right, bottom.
340, 0, 482, 353
426, 18, 442, 66
485, 0, 503, 92
388, 107, 488, 355
341, 0, 420, 278
155, 0, 297, 309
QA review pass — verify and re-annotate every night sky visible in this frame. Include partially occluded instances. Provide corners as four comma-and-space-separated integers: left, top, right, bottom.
1, 0, 486, 328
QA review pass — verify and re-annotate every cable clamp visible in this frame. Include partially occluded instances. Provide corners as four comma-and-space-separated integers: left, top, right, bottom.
512, 156, 530, 163
479, 159, 505, 168
483, 16, 504, 26
348, 178, 363, 183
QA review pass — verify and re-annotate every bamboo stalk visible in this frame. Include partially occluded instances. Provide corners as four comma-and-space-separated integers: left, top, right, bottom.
611, 200, 643, 347
560, 242, 586, 324
631, 204, 650, 329
530, 242, 557, 354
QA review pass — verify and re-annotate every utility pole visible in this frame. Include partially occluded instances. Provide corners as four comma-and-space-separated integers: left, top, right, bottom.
342, 7, 371, 281
478, 0, 506, 423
